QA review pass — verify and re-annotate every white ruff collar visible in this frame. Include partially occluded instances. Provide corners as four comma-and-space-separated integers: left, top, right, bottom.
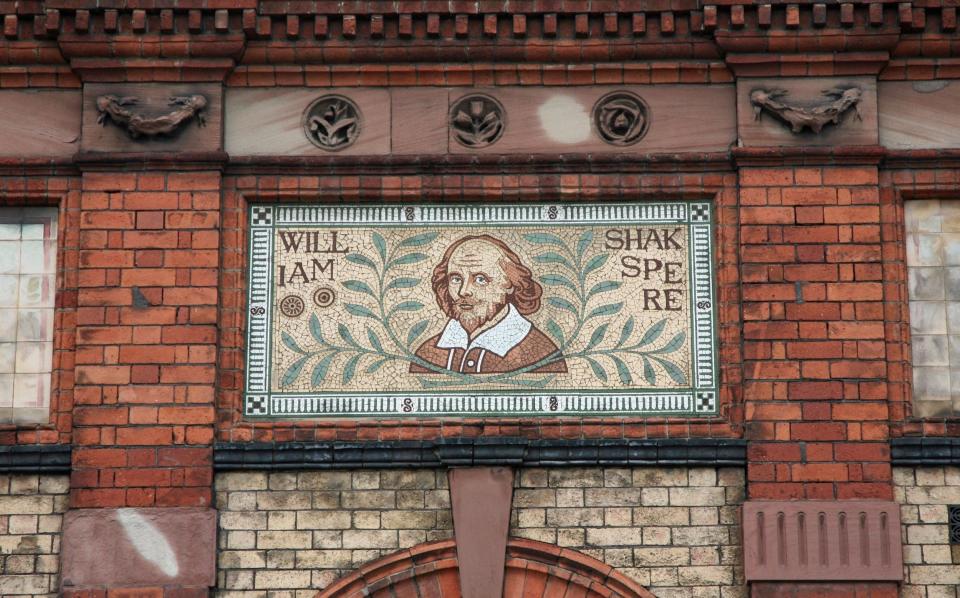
435, 303, 532, 357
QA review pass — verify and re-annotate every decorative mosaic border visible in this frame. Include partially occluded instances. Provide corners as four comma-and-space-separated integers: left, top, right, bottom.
245, 202, 718, 419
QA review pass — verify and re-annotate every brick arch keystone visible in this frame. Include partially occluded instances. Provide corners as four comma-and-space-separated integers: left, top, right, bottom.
317, 537, 655, 598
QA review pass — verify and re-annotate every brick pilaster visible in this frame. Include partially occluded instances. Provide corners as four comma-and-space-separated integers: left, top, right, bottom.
71, 170, 219, 508
740, 165, 892, 500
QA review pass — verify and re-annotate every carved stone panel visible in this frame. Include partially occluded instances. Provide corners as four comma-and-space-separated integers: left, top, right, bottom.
736, 77, 878, 147
81, 83, 222, 153
0, 91, 80, 158
244, 202, 718, 419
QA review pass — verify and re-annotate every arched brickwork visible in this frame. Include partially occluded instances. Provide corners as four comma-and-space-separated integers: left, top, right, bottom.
318, 537, 655, 598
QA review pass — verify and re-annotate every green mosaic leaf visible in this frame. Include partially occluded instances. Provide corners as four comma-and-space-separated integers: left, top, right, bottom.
390, 252, 428, 268
655, 331, 686, 355
398, 232, 438, 247
310, 353, 336, 386
539, 274, 578, 292
546, 319, 565, 345
610, 354, 633, 385
365, 357, 390, 373
392, 301, 425, 313
587, 280, 621, 298
642, 356, 656, 385
583, 253, 609, 277
281, 354, 311, 387
637, 318, 667, 347
407, 319, 429, 345
547, 296, 577, 315
652, 355, 687, 385
586, 323, 609, 351
524, 232, 565, 246
534, 252, 573, 269
342, 280, 375, 296
338, 323, 359, 347
309, 313, 325, 344
584, 356, 608, 382
344, 303, 377, 319
366, 327, 384, 353
346, 253, 377, 270
576, 230, 594, 259
587, 302, 623, 319
386, 277, 420, 291
617, 316, 635, 348
372, 232, 387, 264
281, 331, 305, 354
342, 353, 362, 384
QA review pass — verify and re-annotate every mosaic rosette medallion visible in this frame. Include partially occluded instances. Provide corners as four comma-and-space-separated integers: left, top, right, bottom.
245, 202, 717, 418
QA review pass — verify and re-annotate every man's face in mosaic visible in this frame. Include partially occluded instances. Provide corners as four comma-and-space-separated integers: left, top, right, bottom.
445, 239, 512, 334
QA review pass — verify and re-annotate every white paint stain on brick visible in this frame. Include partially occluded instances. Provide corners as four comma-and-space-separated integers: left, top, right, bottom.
537, 96, 591, 144
116, 508, 179, 577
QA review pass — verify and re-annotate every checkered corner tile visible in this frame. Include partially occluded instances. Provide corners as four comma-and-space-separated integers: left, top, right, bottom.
690, 203, 710, 223
251, 207, 273, 226
695, 391, 716, 412
245, 395, 268, 416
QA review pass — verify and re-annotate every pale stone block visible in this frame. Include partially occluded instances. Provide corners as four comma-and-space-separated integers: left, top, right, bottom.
717, 468, 745, 486
943, 466, 960, 486
641, 487, 669, 506
217, 472, 268, 491
381, 510, 436, 530
221, 511, 268, 531
312, 530, 342, 548
228, 491, 258, 511
621, 567, 652, 587
642, 526, 671, 545
633, 547, 690, 566
548, 468, 604, 488
513, 488, 556, 507
398, 530, 426, 548
295, 549, 352, 569
255, 570, 312, 589
298, 471, 351, 491
256, 491, 312, 511
919, 504, 948, 523
296, 511, 351, 530
426, 529, 453, 542
423, 489, 449, 508
267, 511, 296, 530
351, 549, 381, 567
340, 490, 395, 509
35, 553, 57, 573
584, 488, 643, 506
352, 472, 380, 490
907, 524, 949, 545
5, 554, 36, 573
380, 471, 435, 489
718, 506, 739, 525
511, 527, 556, 544
396, 491, 425, 509
7, 514, 37, 534
649, 566, 680, 585
604, 469, 632, 487
518, 508, 546, 528
688, 468, 717, 486
352, 511, 381, 529
256, 531, 313, 550
672, 526, 730, 546
916, 468, 947, 486
690, 507, 719, 525
585, 527, 643, 546
311, 491, 340, 509
893, 467, 916, 487
0, 574, 49, 595
227, 530, 257, 549
669, 487, 726, 506
266, 549, 295, 569
633, 468, 688, 487
632, 506, 689, 526
37, 475, 68, 495
313, 569, 341, 590
603, 547, 633, 567
690, 546, 721, 565
519, 468, 548, 488
545, 507, 602, 527
901, 504, 920, 524
219, 550, 267, 569
910, 564, 960, 585
557, 528, 585, 547
556, 488, 584, 507
268, 473, 298, 491
604, 507, 632, 527
678, 565, 734, 585
222, 569, 254, 590
9, 475, 39, 495
341, 529, 397, 549
0, 495, 53, 515
922, 544, 953, 564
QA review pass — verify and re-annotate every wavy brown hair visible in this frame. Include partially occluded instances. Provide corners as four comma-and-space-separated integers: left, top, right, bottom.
431, 234, 543, 317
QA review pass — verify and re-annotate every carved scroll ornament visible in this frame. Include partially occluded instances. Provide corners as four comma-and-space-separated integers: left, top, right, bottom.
450, 94, 505, 148
750, 86, 862, 134
96, 94, 207, 139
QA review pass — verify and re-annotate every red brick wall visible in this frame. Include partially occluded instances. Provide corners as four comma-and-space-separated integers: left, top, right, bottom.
70, 171, 219, 508
740, 164, 893, 500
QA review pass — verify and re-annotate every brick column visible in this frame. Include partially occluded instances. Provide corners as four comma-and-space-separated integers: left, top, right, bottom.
61, 170, 220, 595
739, 162, 900, 595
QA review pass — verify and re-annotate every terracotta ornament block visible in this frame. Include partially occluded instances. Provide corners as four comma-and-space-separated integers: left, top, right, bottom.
81, 83, 222, 154
743, 500, 903, 581
61, 507, 217, 589
449, 468, 514, 598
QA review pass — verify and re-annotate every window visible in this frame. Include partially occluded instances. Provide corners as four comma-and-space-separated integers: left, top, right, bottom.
905, 199, 960, 417
0, 207, 58, 423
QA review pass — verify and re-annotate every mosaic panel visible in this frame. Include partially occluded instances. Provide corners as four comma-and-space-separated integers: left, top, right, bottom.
245, 202, 717, 418
0, 207, 57, 423
905, 199, 960, 416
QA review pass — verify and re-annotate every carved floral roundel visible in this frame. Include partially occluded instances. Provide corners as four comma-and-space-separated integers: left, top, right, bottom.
303, 95, 362, 151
